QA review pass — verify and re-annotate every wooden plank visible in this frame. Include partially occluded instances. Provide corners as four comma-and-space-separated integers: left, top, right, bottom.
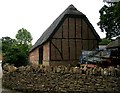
50, 40, 56, 60
76, 39, 82, 60
76, 18, 81, 38
82, 19, 88, 39
63, 18, 68, 38
69, 18, 75, 38
70, 39, 75, 60
53, 26, 62, 38
62, 39, 69, 60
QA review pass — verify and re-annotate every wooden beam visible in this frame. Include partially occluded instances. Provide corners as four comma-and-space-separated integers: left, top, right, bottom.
81, 19, 83, 50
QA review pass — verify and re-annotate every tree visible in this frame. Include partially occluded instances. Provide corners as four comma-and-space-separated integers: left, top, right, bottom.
2, 28, 33, 67
2, 37, 18, 67
16, 28, 33, 54
114, 2, 120, 30
2, 37, 17, 56
16, 28, 32, 45
3, 47, 28, 67
98, 2, 120, 40
99, 38, 111, 45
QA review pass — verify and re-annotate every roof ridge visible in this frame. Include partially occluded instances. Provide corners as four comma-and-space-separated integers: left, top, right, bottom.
68, 4, 77, 10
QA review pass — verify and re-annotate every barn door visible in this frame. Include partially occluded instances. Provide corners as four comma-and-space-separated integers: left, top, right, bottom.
39, 47, 43, 64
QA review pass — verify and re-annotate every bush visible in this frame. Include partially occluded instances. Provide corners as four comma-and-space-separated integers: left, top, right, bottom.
2, 47, 29, 67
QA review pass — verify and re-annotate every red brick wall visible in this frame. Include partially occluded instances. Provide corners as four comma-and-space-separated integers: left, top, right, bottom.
29, 48, 39, 65
43, 42, 50, 61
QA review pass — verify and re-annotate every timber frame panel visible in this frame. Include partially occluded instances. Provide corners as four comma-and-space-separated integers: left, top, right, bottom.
50, 17, 99, 62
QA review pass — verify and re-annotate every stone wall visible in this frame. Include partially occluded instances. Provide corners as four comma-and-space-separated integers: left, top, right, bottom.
2, 65, 120, 92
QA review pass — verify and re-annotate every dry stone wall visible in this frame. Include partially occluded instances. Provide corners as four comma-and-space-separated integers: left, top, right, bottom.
2, 65, 120, 92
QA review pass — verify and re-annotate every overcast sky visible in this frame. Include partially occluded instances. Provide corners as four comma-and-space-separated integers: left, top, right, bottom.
0, 0, 105, 44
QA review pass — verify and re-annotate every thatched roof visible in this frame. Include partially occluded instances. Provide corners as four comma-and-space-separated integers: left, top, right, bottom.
30, 4, 100, 52
107, 37, 120, 49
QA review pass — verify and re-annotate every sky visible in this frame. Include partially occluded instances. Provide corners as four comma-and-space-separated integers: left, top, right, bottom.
0, 0, 105, 44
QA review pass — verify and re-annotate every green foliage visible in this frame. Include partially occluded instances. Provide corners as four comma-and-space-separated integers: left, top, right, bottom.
2, 28, 33, 67
16, 28, 33, 45
99, 38, 111, 45
16, 28, 33, 55
2, 47, 28, 67
98, 2, 120, 40
2, 37, 17, 56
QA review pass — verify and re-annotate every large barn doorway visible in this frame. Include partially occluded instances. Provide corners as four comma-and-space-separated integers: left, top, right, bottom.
39, 47, 43, 64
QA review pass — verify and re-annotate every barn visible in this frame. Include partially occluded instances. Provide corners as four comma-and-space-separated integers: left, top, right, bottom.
29, 4, 101, 66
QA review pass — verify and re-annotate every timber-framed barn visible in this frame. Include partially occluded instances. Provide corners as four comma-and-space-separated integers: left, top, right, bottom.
29, 4, 101, 66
